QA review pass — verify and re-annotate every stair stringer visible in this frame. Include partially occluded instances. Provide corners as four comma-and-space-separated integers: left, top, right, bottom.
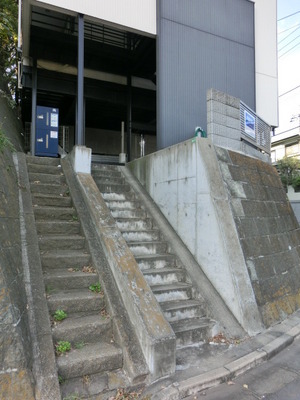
120, 165, 245, 339
61, 158, 175, 383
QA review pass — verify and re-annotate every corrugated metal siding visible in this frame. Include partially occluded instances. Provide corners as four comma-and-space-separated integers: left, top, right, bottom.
157, 0, 255, 149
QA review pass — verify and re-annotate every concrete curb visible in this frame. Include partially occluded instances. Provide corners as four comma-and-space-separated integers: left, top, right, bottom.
150, 321, 300, 399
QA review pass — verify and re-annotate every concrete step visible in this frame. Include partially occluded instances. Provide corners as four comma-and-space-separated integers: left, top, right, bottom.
27, 163, 63, 175
47, 289, 105, 313
97, 182, 131, 194
33, 206, 77, 221
44, 268, 97, 290
143, 267, 186, 285
32, 193, 72, 208
102, 192, 136, 201
36, 221, 80, 235
111, 209, 147, 219
105, 200, 142, 211
92, 168, 121, 178
151, 282, 192, 302
60, 369, 128, 400
160, 300, 206, 322
29, 172, 65, 185
30, 182, 69, 196
26, 155, 60, 166
41, 250, 90, 269
170, 317, 214, 346
38, 234, 86, 251
128, 242, 168, 256
135, 254, 177, 271
94, 176, 125, 186
92, 164, 119, 172
52, 314, 112, 344
57, 341, 123, 380
116, 218, 153, 231
122, 230, 160, 242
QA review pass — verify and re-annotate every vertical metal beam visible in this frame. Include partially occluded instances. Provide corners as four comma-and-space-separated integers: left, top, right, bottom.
30, 60, 37, 155
76, 13, 84, 145
127, 74, 132, 162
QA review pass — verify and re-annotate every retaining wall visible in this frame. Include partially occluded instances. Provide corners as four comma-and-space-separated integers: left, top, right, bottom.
128, 137, 300, 331
0, 148, 34, 399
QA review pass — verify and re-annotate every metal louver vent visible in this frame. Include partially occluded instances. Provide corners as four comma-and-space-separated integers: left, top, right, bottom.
240, 102, 271, 155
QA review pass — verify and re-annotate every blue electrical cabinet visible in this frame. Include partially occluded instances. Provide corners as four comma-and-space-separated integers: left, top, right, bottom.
35, 106, 59, 157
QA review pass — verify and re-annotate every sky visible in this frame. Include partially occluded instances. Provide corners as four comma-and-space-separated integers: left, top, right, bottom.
276, 0, 300, 135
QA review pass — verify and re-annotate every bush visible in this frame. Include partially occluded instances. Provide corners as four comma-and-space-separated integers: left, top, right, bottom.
292, 175, 300, 192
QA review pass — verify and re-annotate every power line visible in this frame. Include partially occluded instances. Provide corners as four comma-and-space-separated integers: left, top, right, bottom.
278, 25, 300, 45
279, 33, 300, 52
278, 11, 300, 22
278, 23, 300, 35
279, 84, 300, 98
279, 41, 300, 58
274, 125, 299, 136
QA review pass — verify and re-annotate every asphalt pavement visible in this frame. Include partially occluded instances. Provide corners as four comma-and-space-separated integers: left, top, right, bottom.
185, 336, 300, 400
146, 310, 300, 399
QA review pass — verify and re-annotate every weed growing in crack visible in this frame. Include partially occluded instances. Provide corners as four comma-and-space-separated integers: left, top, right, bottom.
63, 394, 82, 400
53, 309, 67, 321
74, 341, 86, 350
58, 375, 66, 385
55, 340, 71, 355
89, 282, 101, 293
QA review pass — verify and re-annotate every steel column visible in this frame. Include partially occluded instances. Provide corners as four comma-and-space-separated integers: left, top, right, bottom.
76, 13, 84, 145
127, 74, 132, 162
30, 61, 37, 155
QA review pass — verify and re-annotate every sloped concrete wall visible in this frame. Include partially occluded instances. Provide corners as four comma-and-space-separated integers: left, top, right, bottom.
0, 86, 34, 398
0, 148, 34, 399
128, 137, 300, 332
216, 148, 300, 327
128, 138, 263, 334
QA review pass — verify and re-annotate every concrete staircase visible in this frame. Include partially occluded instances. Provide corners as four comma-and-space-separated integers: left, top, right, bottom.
26, 156, 126, 400
92, 164, 216, 351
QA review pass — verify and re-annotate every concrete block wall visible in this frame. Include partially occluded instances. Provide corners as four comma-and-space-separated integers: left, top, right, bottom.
216, 147, 300, 327
207, 88, 270, 163
0, 149, 34, 399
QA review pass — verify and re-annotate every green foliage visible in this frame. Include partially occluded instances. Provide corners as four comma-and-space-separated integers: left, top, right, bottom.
0, 126, 15, 152
53, 309, 67, 321
89, 282, 101, 293
292, 175, 300, 191
74, 341, 85, 350
0, 0, 18, 98
277, 156, 300, 186
63, 395, 82, 400
55, 340, 71, 355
